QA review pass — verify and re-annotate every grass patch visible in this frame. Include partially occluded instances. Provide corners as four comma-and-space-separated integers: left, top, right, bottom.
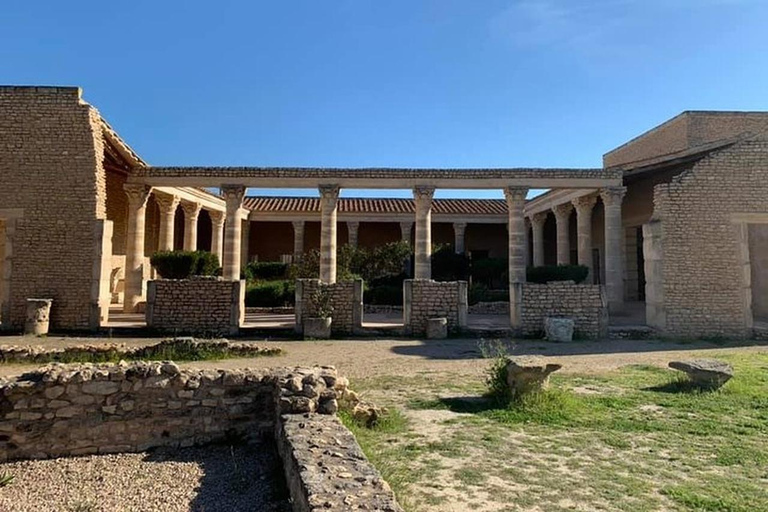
0, 339, 282, 365
351, 350, 768, 511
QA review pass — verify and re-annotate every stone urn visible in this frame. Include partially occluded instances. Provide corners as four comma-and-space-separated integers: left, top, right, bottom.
304, 317, 332, 339
25, 298, 53, 336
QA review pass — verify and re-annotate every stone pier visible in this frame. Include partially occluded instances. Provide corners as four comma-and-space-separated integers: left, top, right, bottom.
413, 186, 435, 280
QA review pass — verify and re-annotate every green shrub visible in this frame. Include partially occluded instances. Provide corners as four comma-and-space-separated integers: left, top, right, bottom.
150, 250, 220, 279
244, 280, 295, 307
526, 265, 589, 284
431, 245, 470, 281
365, 285, 403, 306
479, 339, 512, 406
471, 258, 507, 287
244, 261, 288, 281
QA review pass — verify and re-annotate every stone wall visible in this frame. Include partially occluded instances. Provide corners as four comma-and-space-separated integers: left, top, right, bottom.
403, 279, 468, 336
294, 279, 363, 335
0, 362, 343, 461
278, 414, 403, 512
146, 278, 244, 336
521, 282, 607, 339
0, 86, 113, 331
651, 138, 768, 338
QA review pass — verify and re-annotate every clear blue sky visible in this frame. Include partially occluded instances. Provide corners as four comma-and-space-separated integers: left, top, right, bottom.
3, 0, 767, 199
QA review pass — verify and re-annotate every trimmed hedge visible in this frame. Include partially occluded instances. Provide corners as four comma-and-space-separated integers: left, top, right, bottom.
526, 265, 589, 284
150, 251, 220, 279
244, 261, 289, 281
245, 280, 295, 307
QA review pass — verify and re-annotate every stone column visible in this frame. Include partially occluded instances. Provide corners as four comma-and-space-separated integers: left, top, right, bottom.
553, 203, 573, 266
453, 222, 467, 254
572, 195, 597, 282
347, 221, 359, 248
319, 185, 340, 284
413, 186, 435, 280
292, 220, 305, 261
524, 218, 531, 267
154, 192, 179, 252
209, 210, 225, 265
530, 212, 547, 267
180, 201, 202, 251
601, 187, 627, 312
222, 185, 246, 281
123, 183, 152, 313
505, 187, 528, 329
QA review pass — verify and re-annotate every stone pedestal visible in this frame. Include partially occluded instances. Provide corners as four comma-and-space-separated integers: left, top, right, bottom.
426, 317, 448, 339
544, 317, 575, 342
304, 317, 332, 339
25, 298, 52, 336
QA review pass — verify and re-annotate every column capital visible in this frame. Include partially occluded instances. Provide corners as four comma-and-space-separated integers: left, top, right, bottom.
413, 186, 435, 203
572, 194, 598, 213
123, 183, 152, 208
529, 212, 548, 229
221, 185, 246, 209
453, 221, 467, 231
154, 191, 179, 214
552, 202, 574, 221
209, 209, 225, 226
347, 220, 360, 229
319, 184, 340, 200
503, 186, 528, 207
292, 220, 305, 230
600, 186, 627, 207
180, 200, 203, 218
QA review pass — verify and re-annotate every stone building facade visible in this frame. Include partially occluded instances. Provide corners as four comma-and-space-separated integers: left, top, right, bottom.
2, 86, 768, 338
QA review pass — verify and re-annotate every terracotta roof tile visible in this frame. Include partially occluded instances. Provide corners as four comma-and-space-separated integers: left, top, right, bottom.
243, 196, 509, 216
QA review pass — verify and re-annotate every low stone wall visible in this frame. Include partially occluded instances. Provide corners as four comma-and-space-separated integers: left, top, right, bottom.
521, 282, 607, 339
403, 279, 468, 336
468, 301, 509, 315
294, 279, 363, 335
278, 414, 403, 512
146, 278, 245, 336
0, 362, 342, 460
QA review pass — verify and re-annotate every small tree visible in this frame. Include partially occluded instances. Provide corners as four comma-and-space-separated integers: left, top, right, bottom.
310, 287, 334, 319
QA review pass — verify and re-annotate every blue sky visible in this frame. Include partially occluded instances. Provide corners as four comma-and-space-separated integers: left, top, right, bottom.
2, 0, 767, 199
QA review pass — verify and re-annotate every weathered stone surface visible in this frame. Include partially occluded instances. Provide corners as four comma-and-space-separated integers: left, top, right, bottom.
303, 317, 332, 339
278, 414, 404, 512
544, 317, 575, 342
0, 362, 347, 462
505, 357, 563, 396
669, 359, 734, 389
426, 317, 448, 340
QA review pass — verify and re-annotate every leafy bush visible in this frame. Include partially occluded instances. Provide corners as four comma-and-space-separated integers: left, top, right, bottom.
244, 261, 288, 282
468, 284, 510, 305
479, 339, 512, 406
431, 245, 470, 281
244, 280, 295, 307
310, 287, 334, 318
365, 285, 403, 306
470, 258, 507, 288
150, 250, 220, 279
290, 242, 411, 284
526, 265, 589, 284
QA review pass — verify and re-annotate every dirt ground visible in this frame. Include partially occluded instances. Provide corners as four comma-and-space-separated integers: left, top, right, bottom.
0, 334, 765, 379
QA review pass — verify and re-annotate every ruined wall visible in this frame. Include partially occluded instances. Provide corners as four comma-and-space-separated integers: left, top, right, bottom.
521, 282, 607, 339
0, 86, 109, 330
146, 278, 244, 335
653, 139, 768, 337
294, 279, 363, 335
403, 279, 468, 336
0, 362, 343, 461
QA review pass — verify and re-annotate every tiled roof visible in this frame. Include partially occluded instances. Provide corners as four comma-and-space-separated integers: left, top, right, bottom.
244, 196, 509, 216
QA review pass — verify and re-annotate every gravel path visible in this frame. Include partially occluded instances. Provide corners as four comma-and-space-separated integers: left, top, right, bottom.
0, 442, 291, 512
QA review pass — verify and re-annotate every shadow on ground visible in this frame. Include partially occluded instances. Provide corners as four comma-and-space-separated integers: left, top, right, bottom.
389, 338, 768, 360
143, 436, 291, 512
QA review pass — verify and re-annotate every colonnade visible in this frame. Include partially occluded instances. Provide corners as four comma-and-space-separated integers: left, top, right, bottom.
122, 185, 239, 313
123, 182, 626, 322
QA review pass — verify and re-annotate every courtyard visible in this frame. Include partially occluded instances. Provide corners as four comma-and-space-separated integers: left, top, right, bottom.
0, 334, 765, 511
